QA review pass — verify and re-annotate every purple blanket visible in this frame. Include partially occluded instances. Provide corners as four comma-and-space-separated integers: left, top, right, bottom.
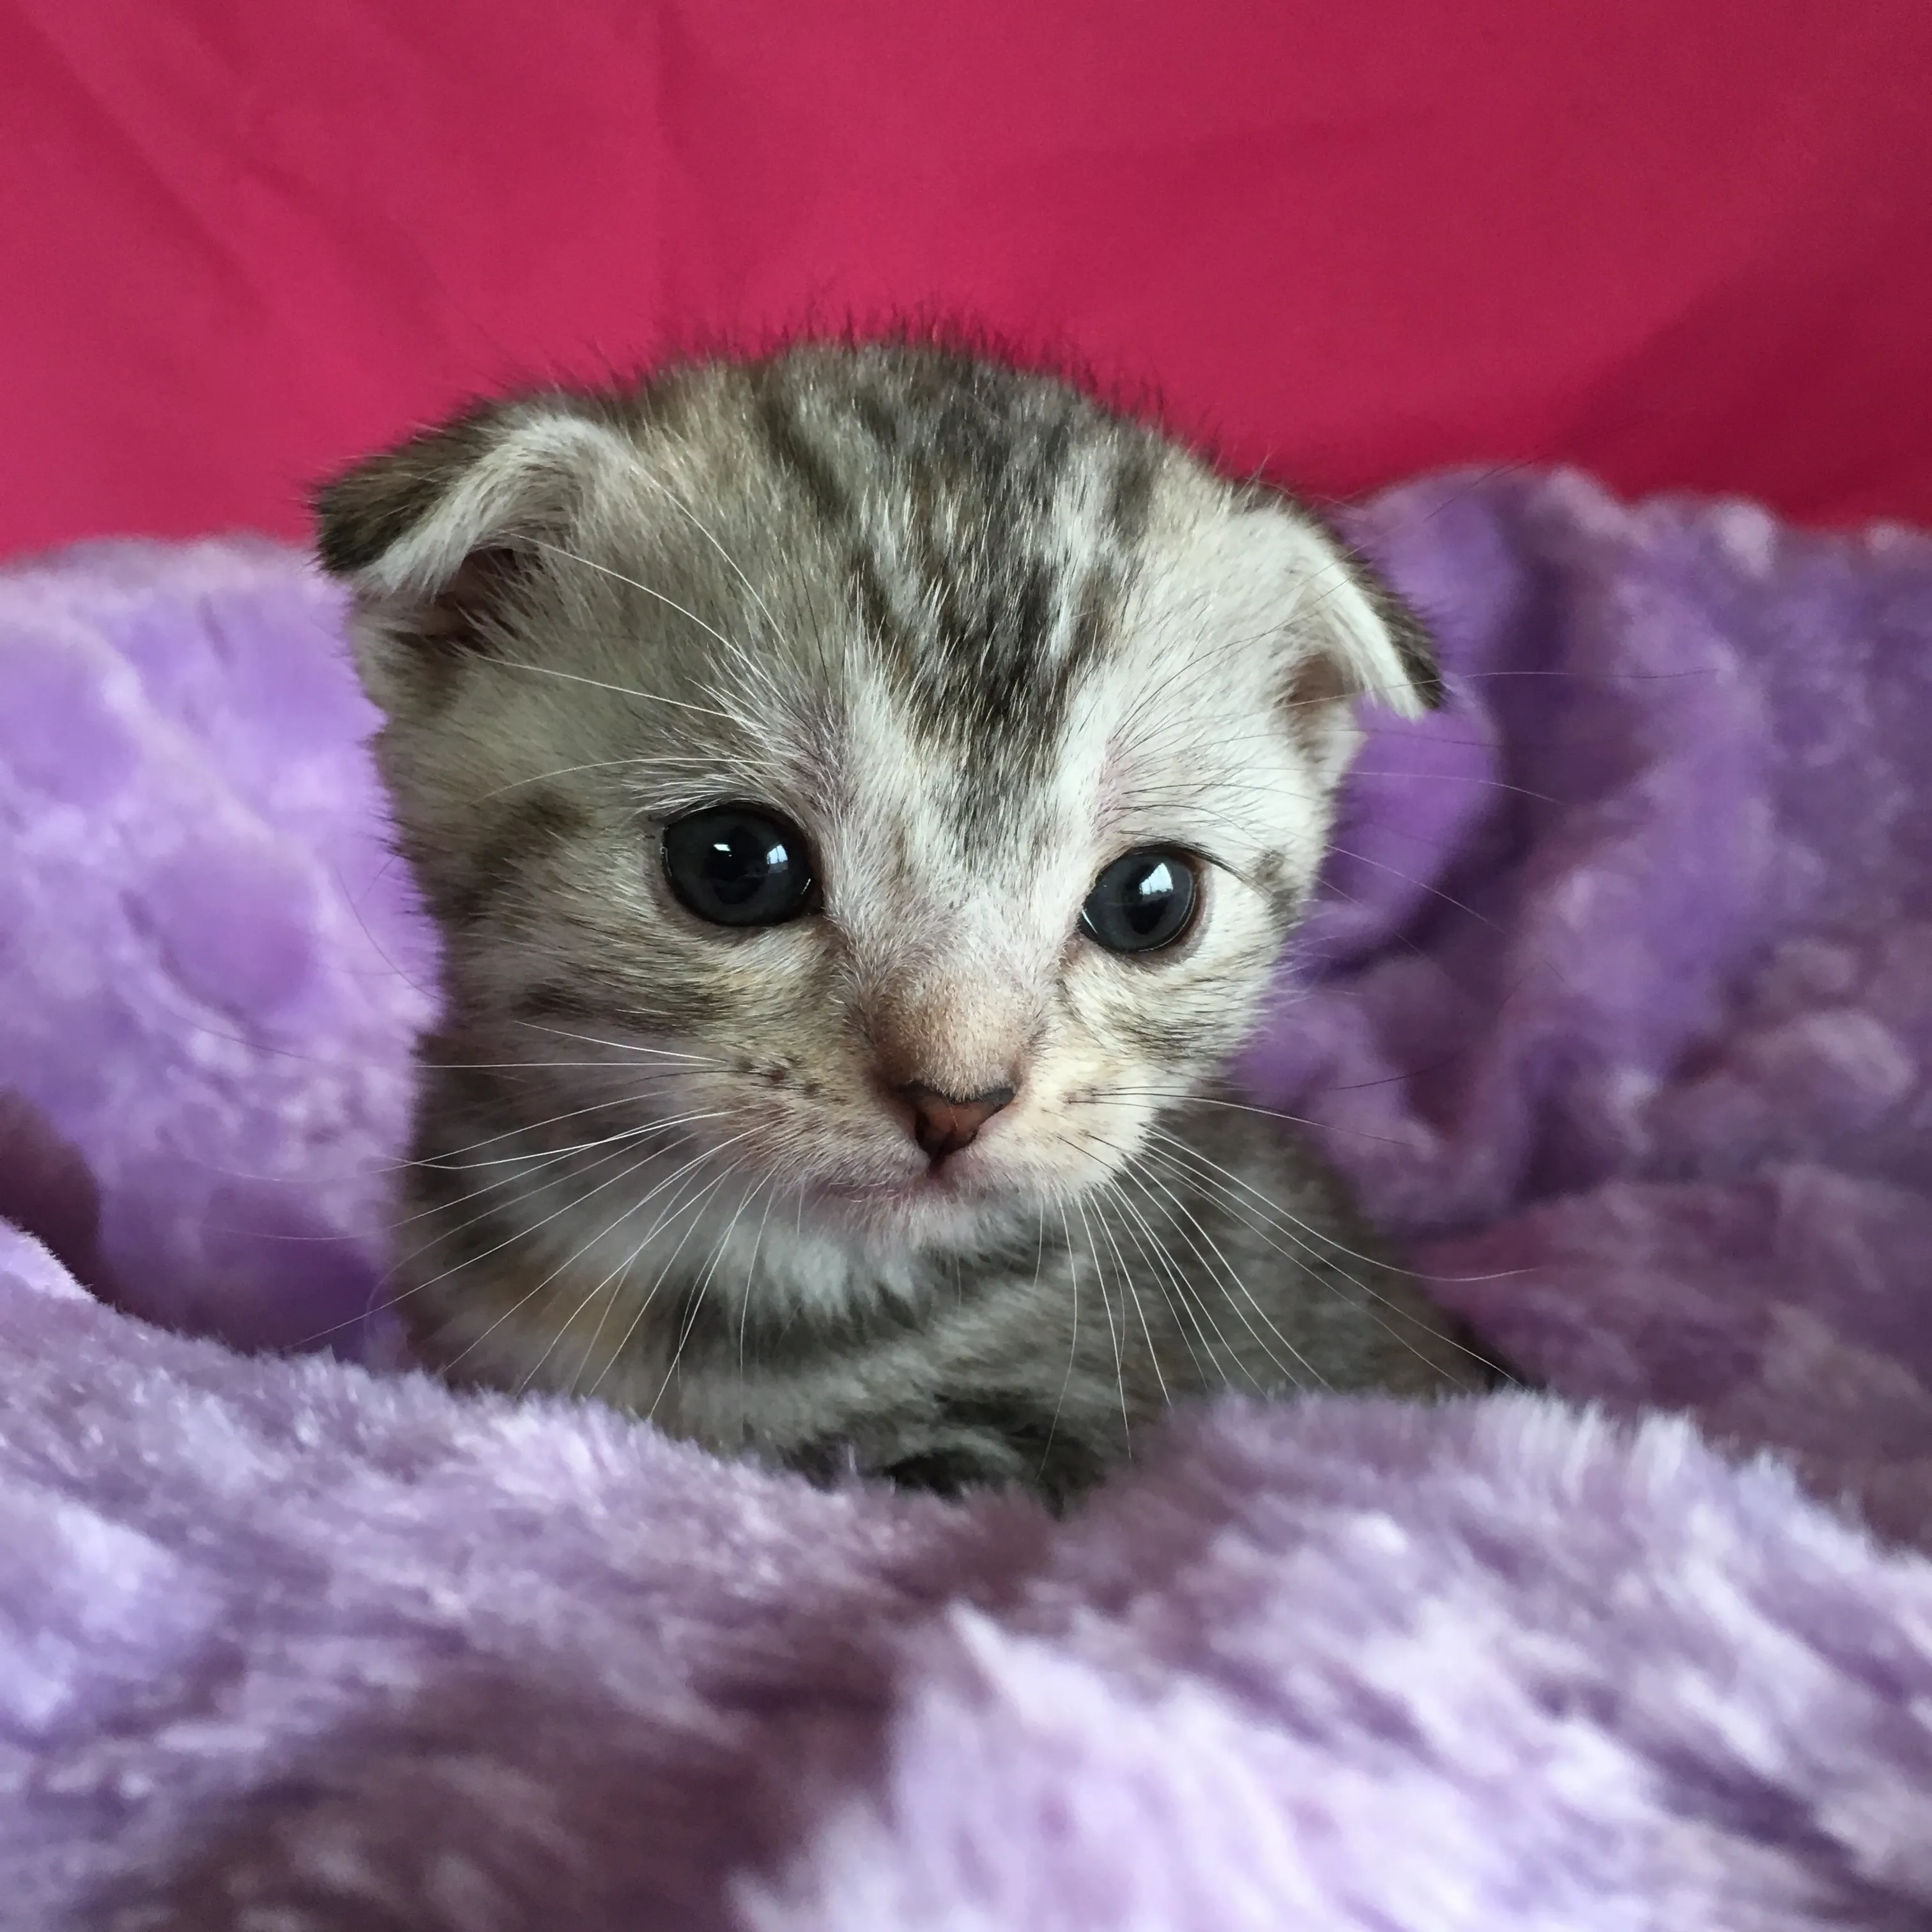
3, 473, 1931, 1926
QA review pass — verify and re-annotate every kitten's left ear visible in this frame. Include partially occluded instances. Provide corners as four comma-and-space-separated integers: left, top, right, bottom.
314, 398, 634, 600
312, 395, 644, 718
1262, 505, 1443, 721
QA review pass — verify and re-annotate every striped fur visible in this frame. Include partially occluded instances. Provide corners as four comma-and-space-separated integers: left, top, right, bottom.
318, 342, 1485, 1503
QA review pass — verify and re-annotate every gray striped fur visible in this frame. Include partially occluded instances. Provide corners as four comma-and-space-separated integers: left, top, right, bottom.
318, 341, 1488, 1503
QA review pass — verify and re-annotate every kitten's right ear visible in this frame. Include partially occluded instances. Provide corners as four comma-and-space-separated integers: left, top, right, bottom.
314, 399, 637, 709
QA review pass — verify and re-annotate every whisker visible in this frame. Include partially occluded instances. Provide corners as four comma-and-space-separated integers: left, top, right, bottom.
441, 1127, 760, 1384
645, 1166, 769, 1418
1052, 1110, 1323, 1392
582, 1143, 762, 1404
1321, 842, 1510, 940
554, 1147, 753, 1400
526, 535, 781, 700
474, 755, 674, 801
561, 489, 801, 720
284, 1108, 733, 1351
1143, 1133, 1522, 1382
1085, 1183, 1170, 1409
561, 1141, 758, 1398
472, 645, 742, 721
1091, 1176, 1216, 1392
737, 1182, 785, 1378
1070, 1191, 1131, 1457
1146, 1124, 1515, 1290
1098, 1135, 1324, 1393
1346, 767, 1559, 808
510, 1018, 720, 1066
1093, 1087, 1423, 1154
384, 1105, 723, 1243
1040, 1200, 1085, 1476
392, 1087, 673, 1169
176, 1078, 686, 1199
1105, 1169, 1263, 1395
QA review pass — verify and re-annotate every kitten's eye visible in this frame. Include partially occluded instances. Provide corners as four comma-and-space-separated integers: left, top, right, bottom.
1080, 848, 1199, 954
662, 806, 818, 928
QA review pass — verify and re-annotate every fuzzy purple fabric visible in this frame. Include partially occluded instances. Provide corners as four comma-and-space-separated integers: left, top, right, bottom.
3, 473, 1931, 1927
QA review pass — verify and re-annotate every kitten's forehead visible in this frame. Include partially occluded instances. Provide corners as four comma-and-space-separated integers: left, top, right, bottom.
733, 351, 1283, 863
752, 353, 1167, 802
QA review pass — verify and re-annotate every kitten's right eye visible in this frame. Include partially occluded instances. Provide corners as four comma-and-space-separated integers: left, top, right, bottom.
1080, 848, 1200, 954
662, 806, 818, 928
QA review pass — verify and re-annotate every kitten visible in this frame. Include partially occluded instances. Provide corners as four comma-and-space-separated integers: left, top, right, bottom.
317, 340, 1488, 1502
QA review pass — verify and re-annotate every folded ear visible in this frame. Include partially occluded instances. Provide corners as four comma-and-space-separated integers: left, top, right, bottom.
314, 397, 640, 594
1264, 503, 1443, 721
313, 397, 640, 710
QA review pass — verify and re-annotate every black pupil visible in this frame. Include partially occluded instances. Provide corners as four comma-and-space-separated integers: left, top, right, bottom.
664, 809, 813, 926
1123, 859, 1179, 935
1084, 850, 1196, 953
701, 825, 777, 907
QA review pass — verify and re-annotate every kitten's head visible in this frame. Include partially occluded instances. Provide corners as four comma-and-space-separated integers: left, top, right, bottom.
318, 344, 1436, 1254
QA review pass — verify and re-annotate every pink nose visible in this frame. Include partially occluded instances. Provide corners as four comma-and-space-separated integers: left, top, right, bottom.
895, 1082, 1016, 1162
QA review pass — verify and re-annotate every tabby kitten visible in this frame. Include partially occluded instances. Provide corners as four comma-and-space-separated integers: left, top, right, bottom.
318, 341, 1485, 1501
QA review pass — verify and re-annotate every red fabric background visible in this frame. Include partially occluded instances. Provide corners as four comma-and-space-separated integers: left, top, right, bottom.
3, 1, 1929, 560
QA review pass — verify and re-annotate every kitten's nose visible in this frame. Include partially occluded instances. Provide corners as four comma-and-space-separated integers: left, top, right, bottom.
895, 1081, 1015, 1162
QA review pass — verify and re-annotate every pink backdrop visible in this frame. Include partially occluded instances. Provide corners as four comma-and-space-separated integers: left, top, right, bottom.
3, 0, 1929, 559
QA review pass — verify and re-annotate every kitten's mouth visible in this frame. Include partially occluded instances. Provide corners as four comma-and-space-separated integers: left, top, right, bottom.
820, 1162, 965, 1202
808, 1150, 992, 1220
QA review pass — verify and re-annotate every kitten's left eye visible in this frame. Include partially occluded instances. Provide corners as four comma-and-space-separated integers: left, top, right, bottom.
662, 805, 818, 927
1080, 848, 1200, 954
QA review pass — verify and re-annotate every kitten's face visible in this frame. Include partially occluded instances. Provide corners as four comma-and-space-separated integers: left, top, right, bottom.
320, 346, 1436, 1256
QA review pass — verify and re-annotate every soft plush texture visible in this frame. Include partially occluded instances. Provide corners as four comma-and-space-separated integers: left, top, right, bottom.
3, 472, 1931, 1926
